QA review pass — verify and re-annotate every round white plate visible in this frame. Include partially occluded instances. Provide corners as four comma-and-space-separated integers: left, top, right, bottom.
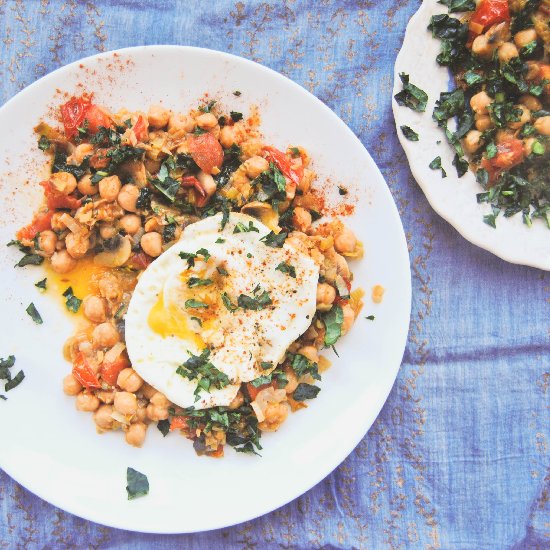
393, 2, 550, 271
0, 46, 411, 533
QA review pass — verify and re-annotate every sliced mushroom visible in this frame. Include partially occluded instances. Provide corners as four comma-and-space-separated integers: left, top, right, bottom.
241, 201, 280, 232
94, 235, 132, 267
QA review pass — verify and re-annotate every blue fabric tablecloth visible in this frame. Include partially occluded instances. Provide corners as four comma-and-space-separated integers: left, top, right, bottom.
1, 1, 548, 548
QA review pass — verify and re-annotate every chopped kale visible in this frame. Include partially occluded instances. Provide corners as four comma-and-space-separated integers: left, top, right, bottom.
126, 467, 149, 500
293, 383, 321, 401
394, 73, 428, 112
400, 125, 419, 141
62, 287, 82, 313
26, 303, 43, 324
275, 261, 296, 278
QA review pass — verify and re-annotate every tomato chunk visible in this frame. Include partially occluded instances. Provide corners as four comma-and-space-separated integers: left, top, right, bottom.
491, 140, 524, 170
187, 133, 224, 174
82, 104, 111, 135
72, 353, 101, 390
40, 181, 81, 210
469, 0, 510, 36
100, 355, 130, 386
133, 115, 149, 142
263, 146, 303, 185
60, 95, 92, 139
170, 416, 188, 431
16, 210, 54, 241
126, 251, 153, 271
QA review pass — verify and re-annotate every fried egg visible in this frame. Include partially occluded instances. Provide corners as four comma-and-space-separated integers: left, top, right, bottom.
125, 212, 319, 409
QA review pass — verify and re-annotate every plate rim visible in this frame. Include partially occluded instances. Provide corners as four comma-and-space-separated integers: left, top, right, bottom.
0, 44, 412, 533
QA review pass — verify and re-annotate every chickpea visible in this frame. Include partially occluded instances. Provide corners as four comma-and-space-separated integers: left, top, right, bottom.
298, 345, 319, 364
68, 143, 94, 165
117, 368, 143, 393
98, 274, 122, 302
284, 366, 298, 394
197, 171, 217, 200
140, 383, 157, 400
316, 283, 336, 312
523, 137, 537, 155
372, 284, 385, 304
50, 212, 66, 232
125, 422, 147, 447
50, 171, 77, 195
470, 91, 493, 115
99, 224, 117, 240
37, 230, 57, 257
519, 94, 542, 112
94, 404, 115, 430
77, 174, 97, 196
97, 390, 115, 404
51, 250, 77, 274
63, 374, 82, 396
117, 184, 139, 212
526, 61, 540, 80
65, 232, 90, 259
220, 125, 237, 148
463, 129, 484, 154
150, 392, 170, 408
147, 104, 171, 129
75, 392, 100, 412
140, 231, 163, 257
229, 391, 244, 410
83, 295, 107, 323
92, 322, 120, 348
292, 207, 312, 232
146, 391, 170, 421
134, 403, 148, 423
508, 105, 531, 130
472, 34, 496, 59
243, 156, 269, 179
498, 42, 519, 63
119, 214, 142, 235
334, 226, 357, 255
168, 113, 195, 133
341, 303, 355, 335
98, 175, 122, 201
334, 252, 351, 279
534, 116, 550, 136
259, 402, 289, 432
514, 28, 537, 50
196, 112, 218, 130
114, 391, 137, 416
475, 115, 493, 132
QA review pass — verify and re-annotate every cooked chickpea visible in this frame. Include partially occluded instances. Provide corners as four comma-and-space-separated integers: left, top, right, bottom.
316, 283, 336, 311
114, 391, 137, 416
146, 401, 169, 421
472, 34, 496, 59
534, 116, 550, 136
77, 174, 97, 196
526, 61, 540, 80
292, 207, 312, 232
83, 295, 107, 323
220, 125, 237, 148
197, 171, 217, 199
475, 115, 493, 132
65, 232, 90, 259
298, 345, 319, 364
514, 28, 537, 49
243, 156, 269, 179
519, 94, 542, 112
117, 368, 143, 393
372, 284, 385, 304
498, 42, 519, 63
117, 184, 139, 212
99, 224, 117, 240
508, 105, 531, 130
334, 226, 357, 255
94, 404, 114, 430
98, 275, 122, 302
284, 366, 299, 394
134, 403, 148, 423
196, 112, 218, 130
147, 105, 171, 129
470, 91, 493, 115
341, 303, 355, 335
98, 175, 122, 201
97, 390, 115, 404
140, 231, 163, 257
259, 402, 289, 432
140, 383, 157, 400
168, 113, 195, 133
63, 374, 82, 396
51, 250, 77, 274
125, 422, 147, 447
50, 212, 66, 232
118, 214, 142, 235
463, 129, 484, 154
92, 322, 120, 348
37, 230, 57, 257
523, 137, 537, 155
75, 392, 100, 412
229, 391, 244, 410
50, 171, 77, 195
68, 143, 94, 165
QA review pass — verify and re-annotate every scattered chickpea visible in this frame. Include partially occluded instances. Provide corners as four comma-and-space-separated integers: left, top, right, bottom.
463, 129, 484, 154
259, 402, 289, 432
77, 174, 97, 196
63, 374, 82, 396
168, 113, 195, 133
92, 322, 120, 348
243, 156, 269, 179
99, 175, 122, 201
197, 171, 217, 200
125, 422, 147, 447
526, 61, 540, 80
470, 91, 493, 115
65, 232, 90, 259
50, 212, 66, 232
37, 230, 57, 257
94, 404, 115, 430
196, 112, 218, 130
119, 214, 142, 235
283, 366, 299, 394
76, 392, 100, 412
140, 383, 157, 400
475, 115, 493, 132
508, 105, 530, 130
146, 392, 170, 421
372, 284, 385, 304
140, 231, 163, 257
292, 207, 312, 233
519, 94, 542, 112
117, 184, 139, 212
471, 35, 496, 59
83, 295, 108, 323
99, 224, 117, 240
114, 391, 137, 416
50, 171, 77, 195
514, 28, 537, 50
334, 226, 357, 255
341, 304, 355, 335
298, 345, 319, 364
316, 283, 336, 312
117, 368, 143, 393
147, 105, 171, 129
497, 42, 519, 63
220, 125, 237, 148
534, 116, 550, 136
51, 250, 77, 274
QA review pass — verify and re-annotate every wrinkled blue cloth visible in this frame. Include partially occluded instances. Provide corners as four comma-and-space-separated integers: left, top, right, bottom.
1, 1, 548, 548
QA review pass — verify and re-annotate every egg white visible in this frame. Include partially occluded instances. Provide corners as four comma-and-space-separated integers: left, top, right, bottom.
125, 212, 319, 409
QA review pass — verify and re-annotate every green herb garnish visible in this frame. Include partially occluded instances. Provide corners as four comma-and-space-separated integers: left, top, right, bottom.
126, 467, 149, 500
62, 287, 82, 313
400, 125, 419, 141
26, 303, 43, 324
394, 73, 428, 112
275, 261, 296, 278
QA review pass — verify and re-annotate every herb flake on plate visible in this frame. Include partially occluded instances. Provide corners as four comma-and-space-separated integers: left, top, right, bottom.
400, 125, 419, 141
394, 73, 428, 112
126, 467, 149, 500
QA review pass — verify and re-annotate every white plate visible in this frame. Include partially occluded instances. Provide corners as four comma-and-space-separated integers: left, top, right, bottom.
0, 46, 411, 533
393, 2, 550, 271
